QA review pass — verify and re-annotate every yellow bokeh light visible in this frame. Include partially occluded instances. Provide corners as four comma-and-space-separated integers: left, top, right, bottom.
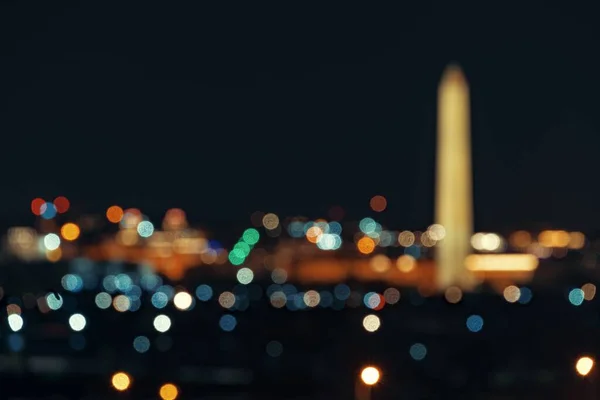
370, 254, 391, 273
46, 248, 62, 263
106, 205, 124, 223
111, 372, 131, 391
360, 366, 381, 385
396, 255, 416, 272
159, 383, 179, 400
576, 356, 594, 376
60, 223, 80, 241
510, 230, 532, 248
569, 231, 586, 250
357, 237, 375, 255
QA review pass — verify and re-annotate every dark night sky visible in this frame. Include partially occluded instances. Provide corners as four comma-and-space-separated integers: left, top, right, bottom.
1, 3, 599, 232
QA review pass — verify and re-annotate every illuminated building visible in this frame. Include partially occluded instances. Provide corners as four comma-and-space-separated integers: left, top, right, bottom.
434, 65, 476, 290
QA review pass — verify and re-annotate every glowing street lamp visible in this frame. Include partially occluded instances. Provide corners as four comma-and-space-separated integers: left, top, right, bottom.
356, 366, 381, 400
577, 356, 595, 377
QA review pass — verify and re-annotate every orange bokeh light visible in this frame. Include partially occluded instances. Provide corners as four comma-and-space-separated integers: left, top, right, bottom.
357, 237, 376, 254
54, 196, 70, 214
31, 198, 45, 216
370, 195, 387, 212
106, 206, 124, 223
60, 223, 81, 241
159, 383, 179, 400
306, 226, 323, 244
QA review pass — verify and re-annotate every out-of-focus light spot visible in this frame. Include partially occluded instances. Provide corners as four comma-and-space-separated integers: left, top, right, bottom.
271, 268, 288, 284
7, 304, 21, 316
8, 334, 25, 352
316, 233, 342, 250
53, 196, 70, 214
31, 198, 45, 216
8, 314, 24, 332
303, 290, 321, 307
472, 232, 502, 251
420, 231, 437, 247
159, 383, 179, 400
466, 315, 483, 332
219, 314, 237, 332
46, 292, 63, 310
46, 248, 62, 262
444, 286, 463, 304
306, 226, 323, 244
576, 356, 595, 376
242, 228, 260, 245
357, 237, 375, 254
465, 254, 539, 271
137, 221, 154, 238
582, 283, 596, 301
262, 213, 280, 230
41, 202, 57, 219
113, 295, 131, 312
362, 314, 381, 332
106, 206, 124, 223
151, 292, 169, 309
518, 287, 533, 304
266, 340, 283, 357
360, 366, 380, 385
61, 274, 83, 292
218, 292, 236, 309
44, 233, 61, 251
396, 255, 416, 272
95, 292, 112, 309
370, 254, 391, 273
363, 292, 382, 309
195, 285, 213, 301
111, 372, 131, 391
269, 291, 287, 308
228, 249, 245, 266
510, 230, 532, 248
69, 314, 86, 331
334, 284, 351, 300
370, 195, 387, 212
133, 336, 150, 353
60, 223, 80, 241
569, 232, 586, 250
427, 224, 446, 241
173, 292, 193, 310
359, 218, 377, 234
236, 268, 254, 285
569, 288, 585, 306
503, 285, 521, 303
398, 231, 415, 247
409, 343, 427, 361
153, 315, 171, 333
383, 288, 400, 304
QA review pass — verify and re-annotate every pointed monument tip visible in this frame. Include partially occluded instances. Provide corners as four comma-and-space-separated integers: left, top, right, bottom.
441, 63, 467, 85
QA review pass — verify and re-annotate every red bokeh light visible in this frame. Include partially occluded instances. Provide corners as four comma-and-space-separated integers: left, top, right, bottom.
31, 198, 45, 216
54, 196, 70, 214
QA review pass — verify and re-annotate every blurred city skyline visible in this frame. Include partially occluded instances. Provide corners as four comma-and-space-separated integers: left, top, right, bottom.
2, 3, 600, 231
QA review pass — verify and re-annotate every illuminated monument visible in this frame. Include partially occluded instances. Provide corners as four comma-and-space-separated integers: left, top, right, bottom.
435, 65, 476, 290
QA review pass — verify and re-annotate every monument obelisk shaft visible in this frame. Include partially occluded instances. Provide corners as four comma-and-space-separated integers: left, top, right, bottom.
435, 65, 475, 290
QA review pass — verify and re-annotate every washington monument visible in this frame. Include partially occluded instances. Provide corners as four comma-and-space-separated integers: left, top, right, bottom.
435, 65, 476, 290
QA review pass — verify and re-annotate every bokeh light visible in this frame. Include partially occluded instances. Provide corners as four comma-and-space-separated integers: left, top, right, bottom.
360, 366, 381, 385
370, 195, 387, 212
106, 206, 124, 223
159, 383, 179, 400
60, 223, 80, 241
111, 372, 131, 391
